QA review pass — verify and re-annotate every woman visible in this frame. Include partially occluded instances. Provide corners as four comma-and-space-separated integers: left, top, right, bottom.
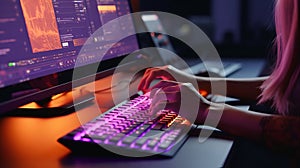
138, 0, 300, 152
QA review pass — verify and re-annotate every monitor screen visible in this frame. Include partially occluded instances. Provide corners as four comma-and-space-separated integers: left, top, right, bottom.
0, 0, 140, 114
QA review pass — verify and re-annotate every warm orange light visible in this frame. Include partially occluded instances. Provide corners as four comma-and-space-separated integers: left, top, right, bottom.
19, 102, 41, 109
97, 5, 117, 13
199, 90, 208, 97
73, 37, 88, 47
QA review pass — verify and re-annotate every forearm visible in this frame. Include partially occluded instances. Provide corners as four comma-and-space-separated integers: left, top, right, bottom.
196, 76, 269, 101
205, 103, 300, 151
207, 103, 270, 141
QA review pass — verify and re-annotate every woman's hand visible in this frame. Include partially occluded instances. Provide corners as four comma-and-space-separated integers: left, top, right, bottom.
138, 65, 196, 93
149, 80, 210, 124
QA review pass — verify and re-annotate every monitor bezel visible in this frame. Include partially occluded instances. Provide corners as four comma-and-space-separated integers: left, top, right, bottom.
0, 55, 141, 115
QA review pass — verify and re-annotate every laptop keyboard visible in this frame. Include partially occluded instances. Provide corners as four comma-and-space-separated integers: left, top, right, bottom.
58, 93, 193, 157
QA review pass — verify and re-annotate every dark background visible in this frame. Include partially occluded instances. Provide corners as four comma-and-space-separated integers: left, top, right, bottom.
133, 0, 276, 59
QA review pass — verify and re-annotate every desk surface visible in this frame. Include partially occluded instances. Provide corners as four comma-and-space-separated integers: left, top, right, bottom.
0, 112, 234, 168
0, 58, 267, 168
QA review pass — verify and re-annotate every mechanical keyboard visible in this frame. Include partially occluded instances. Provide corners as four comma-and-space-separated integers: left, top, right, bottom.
58, 92, 194, 157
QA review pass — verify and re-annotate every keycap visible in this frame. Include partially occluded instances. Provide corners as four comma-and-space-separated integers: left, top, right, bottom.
158, 140, 173, 149
147, 139, 158, 148
89, 134, 109, 141
134, 137, 148, 147
122, 136, 137, 145
108, 133, 125, 143
152, 123, 166, 130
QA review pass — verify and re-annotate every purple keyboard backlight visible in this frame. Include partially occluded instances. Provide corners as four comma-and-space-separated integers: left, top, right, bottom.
72, 94, 191, 154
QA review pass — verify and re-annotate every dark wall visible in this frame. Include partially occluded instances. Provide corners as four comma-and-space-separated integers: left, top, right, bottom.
139, 0, 211, 17
138, 0, 276, 58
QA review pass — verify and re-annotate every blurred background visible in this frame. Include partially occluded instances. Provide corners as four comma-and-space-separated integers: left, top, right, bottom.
131, 0, 276, 60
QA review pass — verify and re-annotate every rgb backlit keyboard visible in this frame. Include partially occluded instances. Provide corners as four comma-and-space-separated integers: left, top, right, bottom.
58, 93, 194, 157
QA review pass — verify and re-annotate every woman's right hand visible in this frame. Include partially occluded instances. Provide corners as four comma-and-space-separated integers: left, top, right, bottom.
138, 65, 196, 93
149, 80, 211, 124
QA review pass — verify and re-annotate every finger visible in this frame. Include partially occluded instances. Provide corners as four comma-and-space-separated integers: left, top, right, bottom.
151, 88, 181, 104
138, 68, 154, 92
138, 68, 162, 92
150, 81, 180, 98
149, 87, 162, 99
150, 80, 180, 91
150, 101, 180, 115
138, 66, 177, 92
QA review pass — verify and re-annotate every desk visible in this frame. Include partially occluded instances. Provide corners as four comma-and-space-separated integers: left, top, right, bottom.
0, 58, 267, 168
0, 113, 233, 168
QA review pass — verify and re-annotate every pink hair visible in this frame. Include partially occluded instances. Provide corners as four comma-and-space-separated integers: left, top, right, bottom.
260, 0, 300, 115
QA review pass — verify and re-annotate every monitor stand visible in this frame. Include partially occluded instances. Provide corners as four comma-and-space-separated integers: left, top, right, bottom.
5, 71, 139, 118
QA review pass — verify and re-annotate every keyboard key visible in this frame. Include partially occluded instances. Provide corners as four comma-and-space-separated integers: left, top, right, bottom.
130, 130, 143, 137
90, 134, 109, 141
117, 115, 128, 119
122, 136, 137, 145
152, 123, 166, 130
128, 124, 150, 137
165, 134, 177, 141
121, 125, 137, 134
158, 140, 173, 149
137, 124, 151, 132
106, 130, 119, 135
108, 133, 125, 143
134, 137, 148, 147
143, 129, 163, 138
114, 125, 126, 131
147, 139, 159, 148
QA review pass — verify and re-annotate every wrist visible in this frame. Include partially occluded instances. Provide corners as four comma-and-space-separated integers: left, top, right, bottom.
195, 102, 210, 124
196, 102, 225, 125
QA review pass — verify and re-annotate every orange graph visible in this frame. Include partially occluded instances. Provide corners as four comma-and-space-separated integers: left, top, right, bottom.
97, 5, 117, 14
20, 0, 62, 53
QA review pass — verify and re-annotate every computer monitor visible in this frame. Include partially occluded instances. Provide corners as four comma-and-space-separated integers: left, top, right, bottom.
0, 0, 142, 115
